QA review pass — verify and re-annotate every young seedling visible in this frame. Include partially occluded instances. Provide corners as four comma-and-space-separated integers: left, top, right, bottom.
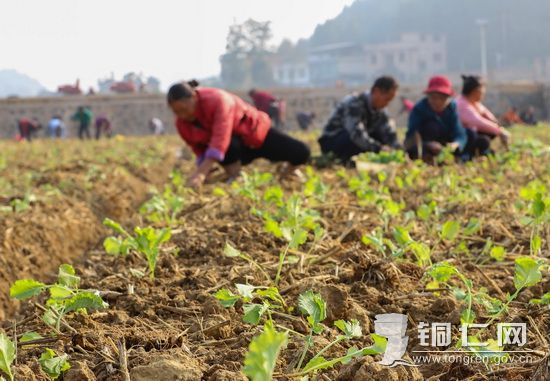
223, 243, 272, 284
482, 256, 546, 327
296, 290, 327, 371
39, 348, 71, 380
255, 195, 323, 285
0, 332, 15, 381
103, 218, 171, 279
139, 185, 185, 226
10, 264, 108, 333
519, 188, 549, 257
232, 170, 273, 203
215, 283, 286, 325
426, 262, 476, 324
242, 321, 288, 381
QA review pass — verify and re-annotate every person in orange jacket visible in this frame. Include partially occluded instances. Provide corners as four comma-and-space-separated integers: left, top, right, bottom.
168, 80, 310, 188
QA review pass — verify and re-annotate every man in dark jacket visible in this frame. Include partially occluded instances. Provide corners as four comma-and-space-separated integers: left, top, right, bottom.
318, 76, 401, 163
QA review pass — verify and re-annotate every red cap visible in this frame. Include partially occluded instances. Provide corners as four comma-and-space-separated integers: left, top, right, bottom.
424, 75, 454, 96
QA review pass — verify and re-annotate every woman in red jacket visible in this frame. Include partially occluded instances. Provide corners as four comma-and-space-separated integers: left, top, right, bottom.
168, 81, 310, 188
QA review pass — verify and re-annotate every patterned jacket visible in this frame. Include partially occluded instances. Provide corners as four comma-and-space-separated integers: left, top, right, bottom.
320, 92, 399, 152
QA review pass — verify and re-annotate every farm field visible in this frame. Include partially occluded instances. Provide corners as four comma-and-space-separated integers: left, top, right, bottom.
0, 125, 549, 381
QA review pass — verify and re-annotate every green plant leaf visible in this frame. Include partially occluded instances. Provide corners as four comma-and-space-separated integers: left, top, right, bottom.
19, 332, 43, 343
223, 242, 242, 258
464, 218, 481, 236
63, 292, 108, 313
243, 323, 288, 381
427, 262, 458, 283
0, 332, 15, 381
298, 291, 327, 333
49, 285, 73, 300
215, 289, 240, 308
514, 257, 543, 291
265, 218, 283, 239
409, 242, 431, 267
440, 220, 460, 242
255, 287, 284, 305
489, 246, 506, 262
39, 348, 71, 380
460, 309, 476, 325
9, 279, 46, 300
334, 319, 362, 338
103, 236, 123, 255
362, 334, 387, 355
303, 356, 329, 373
529, 292, 550, 305
531, 193, 546, 219
393, 226, 413, 246
57, 264, 80, 288
289, 228, 308, 249
236, 284, 256, 300
102, 218, 127, 235
243, 303, 269, 325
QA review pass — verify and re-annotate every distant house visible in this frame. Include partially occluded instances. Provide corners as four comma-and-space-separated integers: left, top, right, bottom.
97, 72, 161, 94
307, 33, 448, 86
57, 79, 82, 95
272, 61, 310, 87
364, 33, 447, 83
308, 42, 367, 87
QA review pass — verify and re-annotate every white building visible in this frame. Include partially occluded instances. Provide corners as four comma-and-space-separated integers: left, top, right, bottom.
307, 33, 448, 86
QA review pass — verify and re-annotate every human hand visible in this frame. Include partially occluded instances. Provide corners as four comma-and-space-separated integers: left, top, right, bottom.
186, 171, 206, 189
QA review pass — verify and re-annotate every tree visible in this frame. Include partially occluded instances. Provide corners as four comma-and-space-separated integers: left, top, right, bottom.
221, 19, 275, 89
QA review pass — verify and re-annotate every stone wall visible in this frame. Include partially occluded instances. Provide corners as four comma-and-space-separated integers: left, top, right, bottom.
0, 84, 547, 139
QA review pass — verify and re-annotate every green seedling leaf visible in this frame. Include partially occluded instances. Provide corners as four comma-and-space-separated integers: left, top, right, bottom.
0, 332, 15, 381
427, 262, 458, 283
464, 218, 481, 236
212, 187, 227, 197
57, 264, 79, 288
102, 218, 127, 235
393, 226, 413, 246
303, 356, 329, 373
243, 303, 269, 325
19, 332, 43, 343
103, 236, 124, 255
334, 319, 362, 339
531, 235, 542, 255
215, 289, 240, 307
243, 323, 288, 381
440, 220, 460, 242
39, 348, 71, 380
63, 292, 108, 313
514, 257, 543, 291
409, 242, 432, 267
362, 334, 387, 355
298, 291, 327, 334
531, 193, 546, 219
255, 288, 284, 306
489, 246, 506, 262
289, 228, 308, 249
49, 285, 73, 300
460, 309, 476, 325
223, 242, 242, 258
236, 284, 256, 300
10, 279, 46, 300
530, 292, 550, 305
265, 218, 283, 239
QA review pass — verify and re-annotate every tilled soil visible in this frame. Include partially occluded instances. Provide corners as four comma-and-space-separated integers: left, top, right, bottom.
1, 136, 549, 381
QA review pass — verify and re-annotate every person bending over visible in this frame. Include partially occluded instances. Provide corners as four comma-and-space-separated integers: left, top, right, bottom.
168, 81, 310, 188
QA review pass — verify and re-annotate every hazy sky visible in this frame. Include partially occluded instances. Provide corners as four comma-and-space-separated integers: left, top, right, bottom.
0, 0, 354, 91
